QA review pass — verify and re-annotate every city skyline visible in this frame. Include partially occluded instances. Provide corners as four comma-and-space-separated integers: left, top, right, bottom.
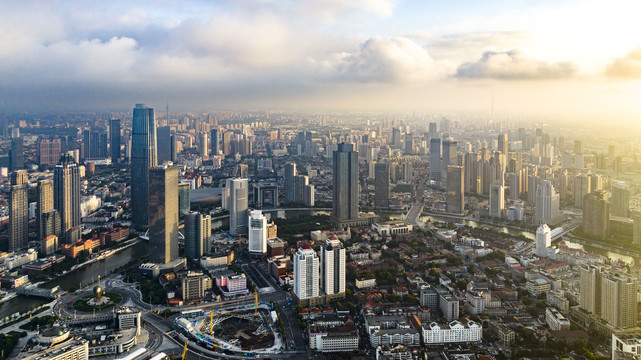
1, 1, 641, 122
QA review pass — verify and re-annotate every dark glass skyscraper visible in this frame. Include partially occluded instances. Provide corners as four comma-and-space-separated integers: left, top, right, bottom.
156, 126, 171, 164
374, 163, 390, 208
210, 129, 219, 156
131, 104, 157, 230
110, 119, 121, 164
332, 143, 359, 221
9, 136, 24, 171
429, 137, 441, 181
54, 154, 81, 237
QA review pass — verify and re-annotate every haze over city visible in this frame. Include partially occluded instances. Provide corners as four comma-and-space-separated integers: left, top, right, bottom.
1, 0, 641, 122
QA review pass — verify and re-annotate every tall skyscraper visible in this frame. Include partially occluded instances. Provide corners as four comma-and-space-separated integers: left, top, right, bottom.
489, 179, 505, 218
131, 104, 158, 231
320, 239, 346, 296
293, 246, 319, 300
374, 163, 390, 208
446, 165, 464, 214
9, 136, 24, 171
441, 138, 458, 178
391, 128, 402, 147
9, 170, 29, 251
583, 190, 610, 239
210, 128, 220, 156
534, 180, 561, 225
429, 138, 441, 181
428, 122, 437, 138
534, 224, 551, 257
37, 180, 54, 240
54, 154, 81, 236
148, 165, 179, 264
580, 264, 602, 316
573, 174, 591, 209
178, 182, 191, 215
184, 211, 211, 259
332, 143, 359, 221
601, 273, 638, 329
284, 162, 297, 203
248, 210, 267, 254
227, 178, 249, 235
156, 126, 171, 164
198, 132, 208, 157
498, 132, 508, 155
110, 119, 121, 164
611, 181, 630, 218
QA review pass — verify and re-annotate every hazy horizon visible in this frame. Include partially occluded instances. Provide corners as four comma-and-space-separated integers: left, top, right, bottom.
2, 0, 641, 121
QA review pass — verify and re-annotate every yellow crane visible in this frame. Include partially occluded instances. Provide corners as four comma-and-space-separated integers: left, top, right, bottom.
255, 291, 258, 315
181, 342, 188, 360
210, 311, 214, 334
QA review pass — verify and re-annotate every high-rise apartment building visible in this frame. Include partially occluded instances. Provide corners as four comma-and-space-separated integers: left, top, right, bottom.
284, 162, 297, 203
148, 165, 179, 264
227, 178, 249, 235
573, 174, 591, 209
110, 119, 121, 164
601, 273, 638, 329
37, 180, 54, 240
37, 138, 62, 170
131, 104, 157, 230
248, 210, 267, 254
332, 143, 359, 221
489, 179, 505, 218
320, 239, 346, 296
534, 180, 561, 225
374, 163, 390, 208
446, 165, 464, 214
294, 247, 319, 300
9, 170, 29, 251
429, 138, 441, 181
579, 264, 602, 316
184, 211, 211, 259
611, 181, 630, 218
583, 190, 610, 239
54, 154, 81, 236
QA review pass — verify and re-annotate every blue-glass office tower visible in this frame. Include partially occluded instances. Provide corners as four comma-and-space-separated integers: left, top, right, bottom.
131, 104, 157, 231
332, 143, 359, 221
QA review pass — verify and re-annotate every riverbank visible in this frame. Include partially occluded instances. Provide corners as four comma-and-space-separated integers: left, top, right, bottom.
68, 237, 143, 274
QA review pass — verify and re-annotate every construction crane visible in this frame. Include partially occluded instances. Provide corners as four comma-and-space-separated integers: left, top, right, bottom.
255, 291, 258, 315
181, 342, 188, 360
210, 311, 214, 334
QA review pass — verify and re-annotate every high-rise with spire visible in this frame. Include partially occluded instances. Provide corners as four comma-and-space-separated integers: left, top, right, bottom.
131, 104, 157, 230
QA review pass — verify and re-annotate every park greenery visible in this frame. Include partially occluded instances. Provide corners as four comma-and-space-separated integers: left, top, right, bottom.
0, 331, 27, 360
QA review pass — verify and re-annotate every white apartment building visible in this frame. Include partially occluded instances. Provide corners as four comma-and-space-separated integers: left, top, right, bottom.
294, 247, 319, 300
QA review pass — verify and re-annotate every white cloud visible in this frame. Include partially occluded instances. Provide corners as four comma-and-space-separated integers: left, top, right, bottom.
317, 36, 439, 83
605, 48, 641, 78
456, 50, 577, 80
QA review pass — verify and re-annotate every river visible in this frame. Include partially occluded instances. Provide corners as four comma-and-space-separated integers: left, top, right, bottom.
0, 241, 149, 320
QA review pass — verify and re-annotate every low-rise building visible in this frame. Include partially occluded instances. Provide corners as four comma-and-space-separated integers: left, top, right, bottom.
612, 332, 641, 360
372, 223, 413, 236
526, 278, 551, 296
422, 320, 482, 345
308, 325, 359, 353
356, 277, 377, 289
546, 307, 570, 331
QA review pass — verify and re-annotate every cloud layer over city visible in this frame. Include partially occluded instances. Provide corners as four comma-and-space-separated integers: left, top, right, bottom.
1, 0, 640, 118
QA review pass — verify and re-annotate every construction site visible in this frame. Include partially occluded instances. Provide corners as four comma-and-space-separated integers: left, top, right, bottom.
174, 303, 281, 354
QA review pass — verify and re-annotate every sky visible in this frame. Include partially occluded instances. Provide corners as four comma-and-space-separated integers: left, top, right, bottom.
1, 0, 641, 120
